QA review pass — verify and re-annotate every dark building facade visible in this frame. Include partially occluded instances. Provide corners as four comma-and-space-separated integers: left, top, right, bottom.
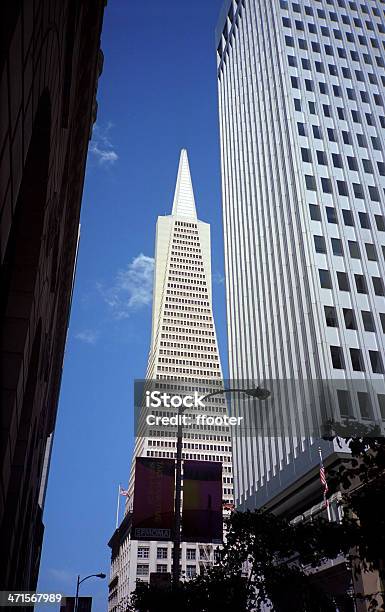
0, 0, 105, 589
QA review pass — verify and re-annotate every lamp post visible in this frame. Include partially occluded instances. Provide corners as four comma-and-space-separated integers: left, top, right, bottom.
75, 572, 106, 612
171, 385, 271, 585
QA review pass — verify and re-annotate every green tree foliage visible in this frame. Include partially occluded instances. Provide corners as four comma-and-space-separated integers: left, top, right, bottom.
129, 436, 385, 612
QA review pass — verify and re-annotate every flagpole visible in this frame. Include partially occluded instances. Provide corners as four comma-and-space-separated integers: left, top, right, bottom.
318, 447, 331, 522
116, 483, 121, 529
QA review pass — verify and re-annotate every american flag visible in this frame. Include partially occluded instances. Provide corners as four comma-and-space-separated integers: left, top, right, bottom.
319, 462, 328, 495
119, 486, 129, 497
318, 448, 330, 514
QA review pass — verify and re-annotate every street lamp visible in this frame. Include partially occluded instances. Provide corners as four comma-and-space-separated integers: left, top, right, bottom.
172, 385, 270, 585
75, 573, 106, 612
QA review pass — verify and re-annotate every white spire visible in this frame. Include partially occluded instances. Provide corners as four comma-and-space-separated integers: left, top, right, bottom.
171, 149, 197, 219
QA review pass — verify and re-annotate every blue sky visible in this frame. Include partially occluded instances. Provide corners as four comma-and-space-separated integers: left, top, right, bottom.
37, 0, 227, 608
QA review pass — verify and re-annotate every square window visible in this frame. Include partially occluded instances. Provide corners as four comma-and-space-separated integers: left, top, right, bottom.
358, 392, 372, 418
381, 313, 385, 333
363, 159, 373, 173
348, 241, 361, 259
314, 235, 327, 253
372, 277, 385, 296
378, 394, 385, 419
326, 207, 337, 223
325, 305, 338, 327
337, 389, 352, 417
342, 131, 352, 145
288, 55, 297, 67
294, 98, 301, 111
332, 153, 342, 168
301, 148, 312, 163
357, 133, 367, 148
157, 547, 168, 559
305, 79, 314, 91
298, 122, 306, 136
186, 549, 196, 560
319, 82, 328, 94
377, 162, 385, 176
309, 204, 321, 221
317, 150, 327, 165
347, 157, 359, 171
343, 308, 357, 329
362, 310, 375, 331
369, 351, 384, 374
186, 565, 197, 578
337, 271, 350, 291
309, 101, 316, 114
137, 564, 149, 576
319, 269, 332, 289
323, 105, 331, 117
331, 345, 345, 369
321, 177, 333, 193
138, 547, 150, 559
365, 243, 377, 261
342, 67, 351, 78
355, 274, 367, 294
342, 210, 354, 226
328, 128, 337, 142
156, 564, 168, 573
305, 174, 316, 190
369, 186, 380, 202
359, 212, 370, 229
313, 125, 322, 138
353, 183, 364, 199
331, 238, 343, 255
350, 348, 364, 371
337, 180, 349, 196
375, 215, 385, 231
291, 76, 299, 88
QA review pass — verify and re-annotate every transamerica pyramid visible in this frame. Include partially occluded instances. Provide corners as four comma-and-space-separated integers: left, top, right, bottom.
108, 150, 234, 605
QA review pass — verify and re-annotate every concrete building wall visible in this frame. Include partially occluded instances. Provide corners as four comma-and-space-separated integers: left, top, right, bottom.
217, 0, 385, 511
0, 0, 104, 589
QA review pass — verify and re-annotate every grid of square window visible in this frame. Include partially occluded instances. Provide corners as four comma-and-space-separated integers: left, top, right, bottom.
336, 388, 385, 420
280, 0, 385, 385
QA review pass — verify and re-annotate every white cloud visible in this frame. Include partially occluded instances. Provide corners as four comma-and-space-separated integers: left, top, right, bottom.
98, 254, 154, 319
74, 329, 99, 345
88, 122, 118, 165
213, 271, 225, 284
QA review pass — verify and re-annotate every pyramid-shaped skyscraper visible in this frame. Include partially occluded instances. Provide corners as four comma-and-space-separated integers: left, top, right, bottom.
108, 150, 233, 605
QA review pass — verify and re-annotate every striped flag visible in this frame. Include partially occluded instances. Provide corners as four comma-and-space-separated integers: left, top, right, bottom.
318, 448, 331, 520
119, 486, 129, 497
319, 462, 328, 496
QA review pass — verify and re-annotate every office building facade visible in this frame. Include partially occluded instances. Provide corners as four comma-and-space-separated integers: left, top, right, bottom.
216, 0, 385, 516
